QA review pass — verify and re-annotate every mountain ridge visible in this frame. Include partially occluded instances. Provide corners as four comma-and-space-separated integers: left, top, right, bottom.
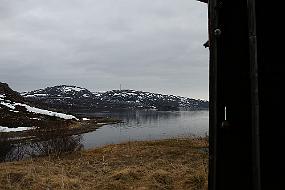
22, 85, 209, 113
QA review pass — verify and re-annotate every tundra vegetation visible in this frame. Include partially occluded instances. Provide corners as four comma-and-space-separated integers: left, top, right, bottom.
0, 137, 208, 190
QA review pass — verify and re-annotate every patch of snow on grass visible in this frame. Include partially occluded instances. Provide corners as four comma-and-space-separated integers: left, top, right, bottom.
34, 94, 47, 96
127, 92, 137, 96
82, 118, 90, 121
0, 102, 15, 109
0, 126, 31, 132
0, 97, 78, 120
14, 103, 78, 120
62, 86, 84, 92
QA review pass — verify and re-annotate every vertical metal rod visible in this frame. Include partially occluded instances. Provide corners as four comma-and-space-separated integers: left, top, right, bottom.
224, 106, 227, 120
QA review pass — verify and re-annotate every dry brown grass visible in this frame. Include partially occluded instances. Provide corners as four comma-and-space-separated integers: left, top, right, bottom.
0, 138, 208, 190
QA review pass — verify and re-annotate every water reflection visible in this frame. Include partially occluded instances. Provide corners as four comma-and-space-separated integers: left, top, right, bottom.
30, 135, 83, 157
1, 110, 209, 162
0, 135, 83, 162
92, 110, 180, 120
82, 110, 209, 149
87, 110, 196, 129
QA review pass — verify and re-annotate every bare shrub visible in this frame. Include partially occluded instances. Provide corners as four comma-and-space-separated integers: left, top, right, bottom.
29, 123, 83, 157
0, 132, 29, 162
30, 135, 82, 157
0, 132, 12, 162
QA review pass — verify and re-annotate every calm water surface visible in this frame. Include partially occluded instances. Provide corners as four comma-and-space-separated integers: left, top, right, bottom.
82, 110, 209, 149
1, 110, 208, 161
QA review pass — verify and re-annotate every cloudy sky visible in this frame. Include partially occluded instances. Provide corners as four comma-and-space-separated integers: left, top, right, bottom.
0, 0, 208, 100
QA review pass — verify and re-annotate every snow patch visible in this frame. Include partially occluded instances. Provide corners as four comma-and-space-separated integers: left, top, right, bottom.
0, 102, 15, 109
25, 95, 35, 97
126, 92, 137, 95
62, 86, 84, 92
15, 103, 78, 120
0, 98, 78, 120
34, 93, 47, 96
0, 126, 32, 132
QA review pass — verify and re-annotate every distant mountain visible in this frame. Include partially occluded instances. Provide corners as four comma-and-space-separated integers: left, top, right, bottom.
22, 85, 208, 113
22, 85, 100, 113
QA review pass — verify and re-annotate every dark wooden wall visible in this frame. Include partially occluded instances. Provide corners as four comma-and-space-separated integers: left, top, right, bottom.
208, 0, 284, 189
255, 2, 284, 190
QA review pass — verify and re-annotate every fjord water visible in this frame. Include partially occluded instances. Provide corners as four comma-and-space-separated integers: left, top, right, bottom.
82, 110, 209, 149
1, 110, 208, 162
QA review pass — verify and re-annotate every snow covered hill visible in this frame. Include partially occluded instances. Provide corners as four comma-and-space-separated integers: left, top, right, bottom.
22, 85, 208, 113
22, 85, 93, 99
1, 83, 78, 131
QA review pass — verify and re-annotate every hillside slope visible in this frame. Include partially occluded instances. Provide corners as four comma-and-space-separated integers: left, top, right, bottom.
0, 83, 77, 129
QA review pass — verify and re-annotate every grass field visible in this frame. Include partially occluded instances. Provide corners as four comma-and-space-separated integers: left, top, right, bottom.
0, 138, 208, 190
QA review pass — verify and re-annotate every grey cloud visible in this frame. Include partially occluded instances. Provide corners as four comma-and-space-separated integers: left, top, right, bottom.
0, 0, 208, 99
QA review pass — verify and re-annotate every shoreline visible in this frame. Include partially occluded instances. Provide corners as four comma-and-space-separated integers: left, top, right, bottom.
1, 118, 121, 144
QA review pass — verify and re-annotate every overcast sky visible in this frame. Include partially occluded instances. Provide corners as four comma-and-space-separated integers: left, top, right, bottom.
0, 0, 209, 100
